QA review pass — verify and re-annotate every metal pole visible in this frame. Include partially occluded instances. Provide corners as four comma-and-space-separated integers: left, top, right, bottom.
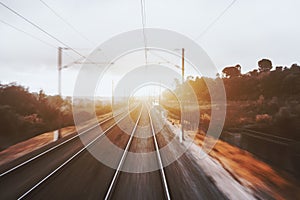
181, 48, 185, 142
182, 48, 185, 84
57, 47, 62, 139
112, 80, 114, 106
58, 47, 62, 96
159, 81, 161, 105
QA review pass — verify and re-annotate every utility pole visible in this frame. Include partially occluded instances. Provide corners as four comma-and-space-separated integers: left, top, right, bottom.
112, 80, 114, 106
55, 47, 113, 141
181, 48, 185, 84
58, 47, 62, 96
56, 47, 63, 140
57, 46, 86, 140
58, 47, 70, 96
181, 48, 185, 142
56, 47, 70, 140
159, 81, 161, 105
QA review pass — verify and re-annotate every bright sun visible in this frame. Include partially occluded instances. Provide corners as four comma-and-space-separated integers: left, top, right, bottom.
132, 85, 164, 97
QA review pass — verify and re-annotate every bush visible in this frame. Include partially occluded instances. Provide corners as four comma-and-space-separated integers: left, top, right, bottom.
255, 114, 272, 123
0, 83, 74, 149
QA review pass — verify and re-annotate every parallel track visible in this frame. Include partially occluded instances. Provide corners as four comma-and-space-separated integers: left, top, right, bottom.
104, 104, 171, 200
12, 105, 140, 199
0, 108, 125, 177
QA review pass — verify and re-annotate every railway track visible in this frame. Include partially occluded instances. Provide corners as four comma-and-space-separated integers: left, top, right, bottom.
0, 102, 226, 200
0, 104, 140, 199
0, 107, 129, 177
104, 104, 171, 200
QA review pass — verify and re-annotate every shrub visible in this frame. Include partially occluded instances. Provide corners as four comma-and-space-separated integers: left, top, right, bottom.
255, 114, 272, 123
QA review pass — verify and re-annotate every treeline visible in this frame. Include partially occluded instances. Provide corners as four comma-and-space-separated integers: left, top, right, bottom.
0, 83, 73, 150
162, 59, 300, 140
164, 59, 300, 101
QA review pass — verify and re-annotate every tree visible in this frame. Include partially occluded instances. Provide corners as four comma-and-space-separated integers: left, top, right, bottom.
222, 64, 241, 78
290, 63, 300, 72
38, 89, 46, 103
258, 59, 272, 72
248, 69, 259, 76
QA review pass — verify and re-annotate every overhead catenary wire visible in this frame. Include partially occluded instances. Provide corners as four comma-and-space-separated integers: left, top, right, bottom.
140, 0, 148, 64
1, 17, 77, 70
0, 18, 56, 49
149, 51, 180, 69
0, 1, 88, 61
194, 0, 238, 40
1, 0, 237, 68
39, 0, 96, 46
142, 0, 146, 25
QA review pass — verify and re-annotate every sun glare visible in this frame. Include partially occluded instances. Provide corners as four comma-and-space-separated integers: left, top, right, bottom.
132, 85, 164, 97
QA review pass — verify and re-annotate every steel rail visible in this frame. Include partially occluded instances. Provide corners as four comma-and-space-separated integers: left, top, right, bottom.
17, 104, 140, 199
104, 106, 143, 200
0, 107, 129, 177
148, 105, 171, 200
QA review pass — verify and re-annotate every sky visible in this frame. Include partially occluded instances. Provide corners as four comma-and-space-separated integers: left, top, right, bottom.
1, 0, 299, 96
